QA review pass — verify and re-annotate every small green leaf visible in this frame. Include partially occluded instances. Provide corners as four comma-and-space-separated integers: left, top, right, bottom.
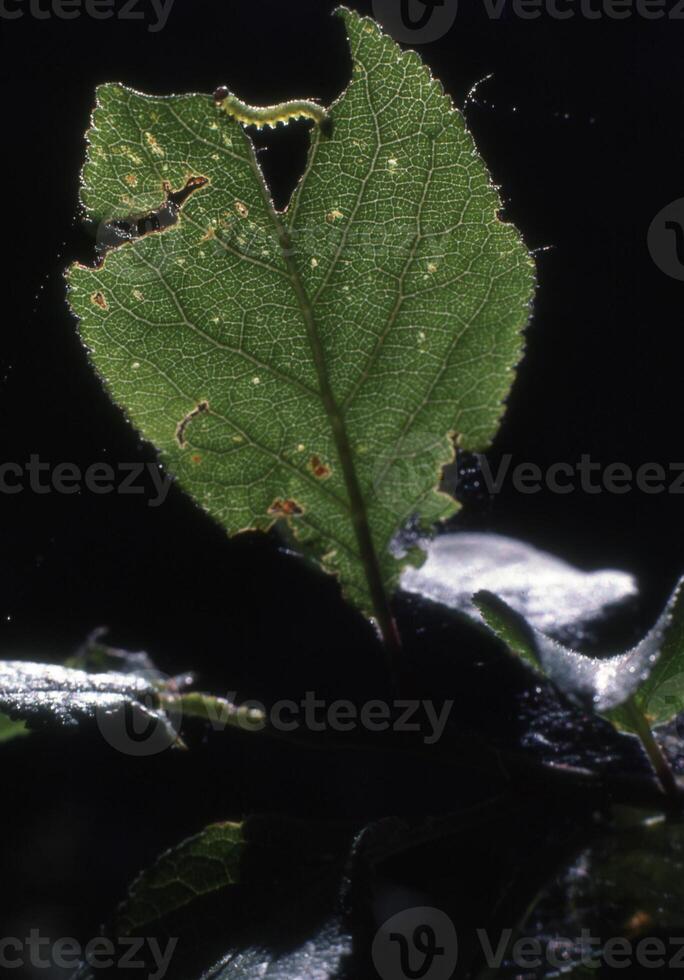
66, 8, 534, 622
117, 822, 245, 933
612, 578, 684, 731
0, 711, 28, 743
473, 589, 539, 670
475, 576, 684, 724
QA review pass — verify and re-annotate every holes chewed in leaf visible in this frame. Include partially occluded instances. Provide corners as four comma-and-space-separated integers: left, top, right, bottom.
67, 12, 534, 621
96, 176, 209, 256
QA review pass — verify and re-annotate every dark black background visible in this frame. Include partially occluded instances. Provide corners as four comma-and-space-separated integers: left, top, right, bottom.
1, 0, 683, 973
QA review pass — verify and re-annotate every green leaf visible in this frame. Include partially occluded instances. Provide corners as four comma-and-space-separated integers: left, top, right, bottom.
0, 711, 28, 743
117, 822, 245, 933
474, 589, 539, 670
474, 576, 684, 727
84, 816, 356, 980
612, 577, 684, 730
66, 8, 534, 622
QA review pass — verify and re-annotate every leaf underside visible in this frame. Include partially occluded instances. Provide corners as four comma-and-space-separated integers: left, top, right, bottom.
401, 531, 637, 643
475, 575, 684, 731
67, 8, 534, 615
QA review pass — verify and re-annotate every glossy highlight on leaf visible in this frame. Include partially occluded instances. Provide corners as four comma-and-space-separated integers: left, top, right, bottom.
0, 660, 163, 728
401, 532, 637, 643
474, 575, 684, 720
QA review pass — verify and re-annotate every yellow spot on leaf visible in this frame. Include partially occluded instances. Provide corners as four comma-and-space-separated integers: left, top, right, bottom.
145, 132, 165, 157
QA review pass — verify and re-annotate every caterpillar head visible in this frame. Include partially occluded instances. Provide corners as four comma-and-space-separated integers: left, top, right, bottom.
213, 86, 230, 105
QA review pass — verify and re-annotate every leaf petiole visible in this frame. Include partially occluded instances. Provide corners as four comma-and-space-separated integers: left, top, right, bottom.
621, 696, 681, 809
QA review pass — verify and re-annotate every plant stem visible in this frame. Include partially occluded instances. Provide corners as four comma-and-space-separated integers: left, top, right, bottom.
622, 696, 680, 808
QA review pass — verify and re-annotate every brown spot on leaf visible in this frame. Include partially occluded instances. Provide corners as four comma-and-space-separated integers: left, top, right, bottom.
175, 400, 209, 449
91, 291, 108, 310
268, 498, 303, 518
191, 454, 202, 465
624, 910, 653, 938
309, 455, 331, 479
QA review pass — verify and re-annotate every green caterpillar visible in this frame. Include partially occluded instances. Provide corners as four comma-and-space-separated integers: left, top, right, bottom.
213, 86, 332, 135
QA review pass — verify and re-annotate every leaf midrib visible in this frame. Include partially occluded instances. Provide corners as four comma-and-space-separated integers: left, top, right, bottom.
242, 135, 396, 642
